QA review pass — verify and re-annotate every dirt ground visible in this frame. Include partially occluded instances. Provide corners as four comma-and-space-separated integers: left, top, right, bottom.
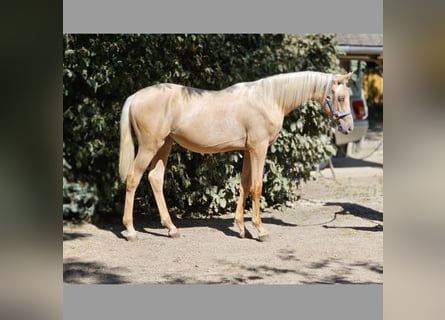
63, 126, 383, 284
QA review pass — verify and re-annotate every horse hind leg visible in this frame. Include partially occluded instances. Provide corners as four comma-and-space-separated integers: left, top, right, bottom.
122, 148, 155, 241
148, 137, 179, 238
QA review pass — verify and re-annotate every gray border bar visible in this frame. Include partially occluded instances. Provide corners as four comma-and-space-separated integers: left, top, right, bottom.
63, 0, 382, 33
64, 285, 382, 320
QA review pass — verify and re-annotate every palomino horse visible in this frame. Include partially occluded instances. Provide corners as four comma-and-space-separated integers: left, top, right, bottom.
119, 71, 353, 241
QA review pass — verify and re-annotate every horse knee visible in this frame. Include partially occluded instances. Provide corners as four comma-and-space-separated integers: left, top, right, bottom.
125, 176, 139, 192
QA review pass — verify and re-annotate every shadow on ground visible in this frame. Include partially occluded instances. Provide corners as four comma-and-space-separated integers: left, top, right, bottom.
93, 200, 383, 241
158, 250, 383, 284
63, 231, 92, 241
64, 259, 129, 284
322, 202, 383, 232
331, 157, 383, 168
94, 212, 299, 241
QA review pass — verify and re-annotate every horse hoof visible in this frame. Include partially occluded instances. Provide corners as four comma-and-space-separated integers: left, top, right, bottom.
169, 229, 180, 238
239, 229, 253, 239
121, 230, 138, 241
258, 234, 270, 242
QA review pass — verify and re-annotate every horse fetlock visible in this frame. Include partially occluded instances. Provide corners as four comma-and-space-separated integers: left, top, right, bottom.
122, 216, 133, 228
255, 224, 269, 241
121, 229, 138, 242
258, 233, 270, 242
238, 227, 246, 239
234, 220, 245, 237
251, 219, 261, 229
168, 228, 180, 238
161, 218, 175, 229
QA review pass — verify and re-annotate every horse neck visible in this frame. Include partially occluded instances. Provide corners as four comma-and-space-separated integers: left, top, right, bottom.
267, 72, 329, 116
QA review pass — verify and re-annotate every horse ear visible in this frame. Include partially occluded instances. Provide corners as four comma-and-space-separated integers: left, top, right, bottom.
334, 72, 353, 84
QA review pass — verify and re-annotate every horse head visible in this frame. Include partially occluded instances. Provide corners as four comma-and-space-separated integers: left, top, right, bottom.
324, 72, 354, 134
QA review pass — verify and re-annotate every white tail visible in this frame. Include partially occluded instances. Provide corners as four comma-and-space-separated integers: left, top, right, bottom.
119, 95, 135, 182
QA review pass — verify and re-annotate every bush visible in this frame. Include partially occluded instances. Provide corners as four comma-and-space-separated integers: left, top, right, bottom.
63, 158, 98, 220
63, 34, 340, 219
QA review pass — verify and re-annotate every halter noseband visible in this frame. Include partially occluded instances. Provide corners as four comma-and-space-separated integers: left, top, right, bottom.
324, 74, 351, 120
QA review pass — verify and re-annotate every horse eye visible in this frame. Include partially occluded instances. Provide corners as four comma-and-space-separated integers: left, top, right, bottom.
337, 95, 345, 102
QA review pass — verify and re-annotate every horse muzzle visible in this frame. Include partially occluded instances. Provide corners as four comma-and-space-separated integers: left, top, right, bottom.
338, 118, 353, 134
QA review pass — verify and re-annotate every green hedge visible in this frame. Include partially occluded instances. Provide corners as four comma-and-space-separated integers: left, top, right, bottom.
63, 34, 339, 219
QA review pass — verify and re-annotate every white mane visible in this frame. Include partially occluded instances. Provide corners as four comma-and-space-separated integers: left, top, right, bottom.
262, 71, 331, 113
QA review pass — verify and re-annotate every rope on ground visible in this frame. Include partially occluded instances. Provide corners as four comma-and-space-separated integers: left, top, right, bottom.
357, 139, 383, 160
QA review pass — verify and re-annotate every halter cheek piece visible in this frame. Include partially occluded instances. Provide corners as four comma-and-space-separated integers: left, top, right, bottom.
324, 74, 351, 120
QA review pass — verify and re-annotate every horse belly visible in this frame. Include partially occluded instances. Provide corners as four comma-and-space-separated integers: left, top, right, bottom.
170, 117, 247, 153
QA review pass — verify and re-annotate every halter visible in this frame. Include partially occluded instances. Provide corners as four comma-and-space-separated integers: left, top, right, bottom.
324, 74, 351, 120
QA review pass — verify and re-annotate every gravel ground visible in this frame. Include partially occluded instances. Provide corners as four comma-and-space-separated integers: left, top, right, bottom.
63, 126, 383, 284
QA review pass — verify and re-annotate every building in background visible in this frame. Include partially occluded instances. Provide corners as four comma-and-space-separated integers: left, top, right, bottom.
334, 34, 383, 156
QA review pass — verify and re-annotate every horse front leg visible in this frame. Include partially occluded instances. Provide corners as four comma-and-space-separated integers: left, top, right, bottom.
234, 150, 252, 239
249, 145, 270, 242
